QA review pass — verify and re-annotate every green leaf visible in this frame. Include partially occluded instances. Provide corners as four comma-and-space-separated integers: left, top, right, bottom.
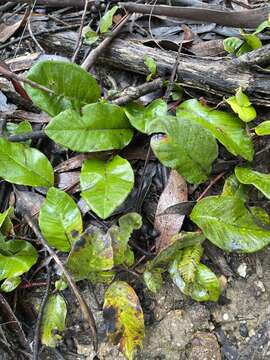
177, 245, 203, 284
226, 97, 256, 122
0, 207, 13, 236
25, 60, 100, 116
82, 25, 99, 45
41, 294, 67, 348
100, 6, 119, 33
45, 102, 133, 152
223, 37, 244, 54
222, 174, 247, 199
144, 56, 157, 81
80, 155, 134, 219
176, 99, 254, 161
235, 166, 270, 200
143, 269, 163, 293
235, 87, 251, 107
151, 117, 218, 184
255, 121, 270, 135
0, 240, 38, 281
190, 193, 270, 253
0, 138, 54, 187
124, 99, 167, 134
103, 281, 144, 360
1, 276, 21, 292
66, 226, 115, 283
108, 213, 142, 266
254, 20, 270, 34
170, 257, 221, 302
147, 231, 205, 270
241, 31, 262, 50
39, 188, 83, 252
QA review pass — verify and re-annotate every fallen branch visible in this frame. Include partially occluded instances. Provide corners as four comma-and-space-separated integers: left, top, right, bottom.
119, 2, 269, 28
0, 0, 94, 8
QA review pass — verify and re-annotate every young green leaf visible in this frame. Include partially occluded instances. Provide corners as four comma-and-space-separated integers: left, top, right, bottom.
255, 121, 270, 135
124, 99, 167, 134
147, 231, 205, 270
66, 226, 115, 283
45, 102, 133, 152
177, 245, 203, 284
100, 6, 119, 33
1, 276, 21, 292
176, 99, 254, 161
143, 269, 163, 294
169, 256, 221, 302
254, 19, 270, 34
144, 56, 157, 81
235, 166, 270, 200
151, 117, 218, 184
80, 155, 134, 219
103, 281, 145, 360
0, 138, 54, 187
190, 194, 270, 253
82, 25, 99, 45
223, 37, 244, 54
241, 31, 262, 50
226, 88, 256, 122
0, 240, 38, 281
108, 212, 142, 266
39, 188, 83, 252
25, 60, 100, 116
41, 294, 67, 348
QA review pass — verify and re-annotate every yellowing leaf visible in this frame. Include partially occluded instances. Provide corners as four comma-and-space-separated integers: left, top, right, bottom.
103, 281, 144, 360
255, 121, 270, 135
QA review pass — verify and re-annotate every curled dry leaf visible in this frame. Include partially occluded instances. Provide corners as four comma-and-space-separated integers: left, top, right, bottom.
0, 11, 29, 44
154, 170, 188, 253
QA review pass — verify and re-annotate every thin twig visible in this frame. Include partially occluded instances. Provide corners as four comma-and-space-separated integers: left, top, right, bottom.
27, 20, 45, 53
81, 13, 131, 71
32, 267, 51, 360
196, 172, 226, 201
8, 130, 46, 142
72, 0, 89, 63
22, 210, 98, 352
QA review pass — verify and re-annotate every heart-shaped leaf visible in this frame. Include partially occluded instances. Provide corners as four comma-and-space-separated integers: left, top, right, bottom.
80, 155, 134, 219
176, 99, 254, 161
255, 121, 270, 135
25, 60, 100, 116
103, 281, 144, 360
235, 166, 270, 199
151, 117, 218, 184
100, 5, 119, 33
108, 212, 142, 266
124, 99, 167, 134
41, 294, 67, 348
190, 193, 270, 253
0, 239, 38, 281
45, 102, 133, 152
39, 187, 83, 252
0, 138, 54, 187
66, 226, 115, 283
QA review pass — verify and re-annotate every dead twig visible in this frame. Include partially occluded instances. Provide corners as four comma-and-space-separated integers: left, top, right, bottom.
196, 172, 226, 202
72, 0, 89, 63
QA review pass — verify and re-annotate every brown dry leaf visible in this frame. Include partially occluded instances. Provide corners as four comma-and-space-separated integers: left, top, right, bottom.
154, 170, 188, 253
0, 11, 28, 43
15, 190, 45, 217
56, 171, 80, 193
189, 39, 225, 57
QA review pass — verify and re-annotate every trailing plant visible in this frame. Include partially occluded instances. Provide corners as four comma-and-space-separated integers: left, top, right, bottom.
1, 57, 270, 359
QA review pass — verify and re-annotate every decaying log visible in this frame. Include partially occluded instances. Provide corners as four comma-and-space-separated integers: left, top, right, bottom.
39, 31, 270, 106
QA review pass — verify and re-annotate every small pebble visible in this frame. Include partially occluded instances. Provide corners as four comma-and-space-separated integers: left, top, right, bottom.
223, 313, 229, 321
237, 263, 247, 278
255, 280, 266, 293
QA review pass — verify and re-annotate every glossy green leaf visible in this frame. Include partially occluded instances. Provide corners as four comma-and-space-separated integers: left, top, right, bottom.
124, 99, 167, 134
176, 99, 254, 161
190, 193, 270, 253
151, 117, 218, 184
41, 294, 67, 348
0, 138, 54, 187
241, 31, 262, 50
226, 97, 256, 122
45, 102, 133, 152
80, 155, 134, 219
100, 5, 119, 33
255, 121, 270, 135
223, 37, 243, 54
0, 240, 38, 281
39, 188, 83, 252
108, 213, 142, 266
235, 166, 270, 199
1, 276, 21, 292
143, 269, 163, 293
66, 226, 115, 283
103, 281, 144, 360
254, 19, 270, 34
169, 257, 221, 302
222, 174, 247, 199
144, 56, 157, 81
25, 60, 100, 116
147, 231, 205, 270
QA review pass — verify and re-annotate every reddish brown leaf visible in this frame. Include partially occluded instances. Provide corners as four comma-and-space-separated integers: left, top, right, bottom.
154, 170, 188, 253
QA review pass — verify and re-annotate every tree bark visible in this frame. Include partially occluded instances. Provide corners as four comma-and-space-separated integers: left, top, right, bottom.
38, 32, 270, 106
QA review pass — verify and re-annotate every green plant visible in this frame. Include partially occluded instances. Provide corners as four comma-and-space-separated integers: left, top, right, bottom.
1, 59, 270, 359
